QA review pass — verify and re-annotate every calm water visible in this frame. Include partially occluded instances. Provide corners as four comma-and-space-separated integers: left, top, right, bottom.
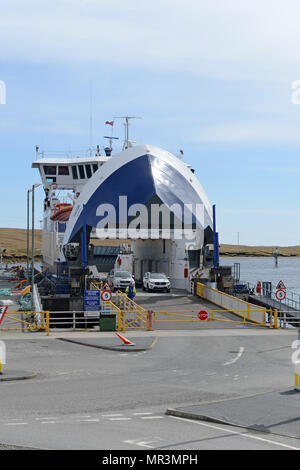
220, 256, 300, 295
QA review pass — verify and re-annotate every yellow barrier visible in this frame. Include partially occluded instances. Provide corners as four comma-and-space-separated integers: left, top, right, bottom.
0, 311, 50, 335
196, 282, 277, 328
115, 291, 148, 332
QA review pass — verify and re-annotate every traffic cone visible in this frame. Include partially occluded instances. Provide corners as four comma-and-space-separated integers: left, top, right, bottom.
115, 332, 135, 346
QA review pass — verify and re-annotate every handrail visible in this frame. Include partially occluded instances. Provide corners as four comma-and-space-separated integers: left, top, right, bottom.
115, 290, 147, 312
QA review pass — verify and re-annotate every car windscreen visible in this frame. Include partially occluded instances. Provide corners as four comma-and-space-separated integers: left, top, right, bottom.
115, 271, 131, 277
149, 273, 167, 279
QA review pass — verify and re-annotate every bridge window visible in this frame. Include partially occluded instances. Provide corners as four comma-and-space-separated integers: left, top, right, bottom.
72, 166, 78, 180
92, 164, 98, 173
43, 165, 57, 175
58, 166, 70, 176
85, 165, 92, 178
46, 177, 56, 184
58, 223, 67, 232
78, 165, 85, 179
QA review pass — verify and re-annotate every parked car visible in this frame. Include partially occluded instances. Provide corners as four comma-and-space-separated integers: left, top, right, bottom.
143, 272, 171, 292
108, 270, 135, 292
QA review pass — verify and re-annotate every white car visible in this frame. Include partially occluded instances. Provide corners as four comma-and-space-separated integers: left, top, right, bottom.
143, 272, 171, 292
108, 270, 135, 292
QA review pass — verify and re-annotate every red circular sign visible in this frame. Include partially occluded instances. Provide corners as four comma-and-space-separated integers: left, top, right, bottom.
198, 310, 208, 321
101, 290, 112, 301
275, 289, 286, 301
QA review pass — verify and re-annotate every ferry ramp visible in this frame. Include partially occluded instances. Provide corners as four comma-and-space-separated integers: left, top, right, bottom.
124, 288, 267, 330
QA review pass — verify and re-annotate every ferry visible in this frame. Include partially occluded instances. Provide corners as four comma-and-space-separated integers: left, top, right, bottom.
32, 117, 216, 291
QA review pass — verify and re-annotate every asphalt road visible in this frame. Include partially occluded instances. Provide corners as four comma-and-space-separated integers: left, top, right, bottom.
0, 327, 299, 450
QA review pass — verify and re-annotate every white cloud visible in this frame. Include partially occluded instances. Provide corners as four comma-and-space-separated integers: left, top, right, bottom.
1, 0, 300, 81
191, 120, 300, 143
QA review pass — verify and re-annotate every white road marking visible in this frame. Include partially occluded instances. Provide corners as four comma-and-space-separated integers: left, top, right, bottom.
75, 419, 100, 423
102, 414, 124, 417
5, 422, 28, 426
109, 417, 132, 421
36, 417, 60, 421
124, 437, 164, 449
133, 412, 153, 416
141, 416, 164, 420
169, 416, 300, 450
41, 421, 64, 424
224, 347, 245, 366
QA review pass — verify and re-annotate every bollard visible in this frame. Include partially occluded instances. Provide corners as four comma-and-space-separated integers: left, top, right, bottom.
0, 341, 6, 374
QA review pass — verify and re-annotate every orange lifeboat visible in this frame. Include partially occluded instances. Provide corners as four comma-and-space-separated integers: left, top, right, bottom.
50, 203, 73, 222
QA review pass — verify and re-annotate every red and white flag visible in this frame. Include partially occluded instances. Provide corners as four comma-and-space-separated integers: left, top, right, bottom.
105, 121, 114, 126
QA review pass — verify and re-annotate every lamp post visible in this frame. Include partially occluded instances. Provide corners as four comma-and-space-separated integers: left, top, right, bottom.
26, 189, 31, 279
29, 184, 41, 309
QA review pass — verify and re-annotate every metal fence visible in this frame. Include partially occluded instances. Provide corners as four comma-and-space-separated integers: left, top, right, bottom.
0, 311, 50, 334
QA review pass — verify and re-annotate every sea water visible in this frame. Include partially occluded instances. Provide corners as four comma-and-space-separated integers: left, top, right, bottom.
220, 256, 300, 296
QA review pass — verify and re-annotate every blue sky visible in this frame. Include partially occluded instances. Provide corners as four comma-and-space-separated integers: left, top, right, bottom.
1, 0, 300, 246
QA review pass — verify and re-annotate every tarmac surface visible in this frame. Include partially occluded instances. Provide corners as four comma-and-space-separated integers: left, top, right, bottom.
1, 280, 300, 449
167, 389, 300, 439
58, 335, 157, 352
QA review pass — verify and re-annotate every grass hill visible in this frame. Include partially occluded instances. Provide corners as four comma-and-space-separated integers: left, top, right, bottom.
0, 227, 299, 261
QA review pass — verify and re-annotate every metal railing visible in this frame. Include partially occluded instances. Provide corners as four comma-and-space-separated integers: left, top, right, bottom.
241, 279, 300, 312
115, 291, 148, 331
196, 282, 268, 325
0, 311, 50, 335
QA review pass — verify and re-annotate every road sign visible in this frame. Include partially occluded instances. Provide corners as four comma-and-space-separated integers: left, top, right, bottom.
276, 280, 286, 290
101, 290, 112, 302
0, 306, 7, 325
198, 310, 208, 321
275, 289, 286, 301
84, 289, 100, 317
102, 281, 111, 291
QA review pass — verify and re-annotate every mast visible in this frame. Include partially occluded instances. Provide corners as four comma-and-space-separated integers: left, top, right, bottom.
113, 116, 142, 150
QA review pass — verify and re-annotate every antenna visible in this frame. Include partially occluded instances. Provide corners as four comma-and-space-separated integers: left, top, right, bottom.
103, 136, 119, 156
89, 81, 94, 152
113, 116, 142, 150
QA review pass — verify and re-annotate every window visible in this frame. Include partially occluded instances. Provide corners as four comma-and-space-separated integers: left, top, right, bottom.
78, 165, 85, 179
46, 177, 56, 183
72, 166, 78, 180
92, 164, 98, 173
58, 223, 67, 232
43, 165, 57, 175
58, 166, 70, 176
85, 165, 92, 178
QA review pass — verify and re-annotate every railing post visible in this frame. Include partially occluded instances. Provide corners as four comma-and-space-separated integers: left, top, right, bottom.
274, 309, 278, 329
269, 309, 273, 328
284, 311, 287, 328
46, 311, 50, 336
122, 311, 125, 332
73, 311, 76, 330
147, 310, 153, 331
117, 308, 121, 331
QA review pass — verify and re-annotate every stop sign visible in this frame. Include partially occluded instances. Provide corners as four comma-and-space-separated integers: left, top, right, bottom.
198, 310, 208, 321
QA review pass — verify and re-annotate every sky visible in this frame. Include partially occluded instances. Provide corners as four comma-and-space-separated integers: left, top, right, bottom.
1, 0, 300, 246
